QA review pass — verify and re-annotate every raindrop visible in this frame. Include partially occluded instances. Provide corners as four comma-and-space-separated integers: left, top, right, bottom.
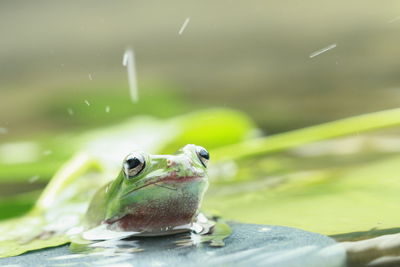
29, 175, 40, 183
123, 49, 139, 103
178, 17, 190, 35
388, 16, 400, 23
43, 150, 53, 156
0, 127, 8, 134
309, 43, 337, 58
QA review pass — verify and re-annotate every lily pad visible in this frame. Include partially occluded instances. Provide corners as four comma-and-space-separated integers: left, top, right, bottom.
0, 223, 346, 267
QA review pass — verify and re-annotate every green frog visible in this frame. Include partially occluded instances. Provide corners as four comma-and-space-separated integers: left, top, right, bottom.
0, 108, 252, 258
0, 144, 228, 257
83, 144, 210, 238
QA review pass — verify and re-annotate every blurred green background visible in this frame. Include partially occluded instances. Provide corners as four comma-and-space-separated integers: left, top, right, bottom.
1, 0, 400, 234
2, 0, 400, 137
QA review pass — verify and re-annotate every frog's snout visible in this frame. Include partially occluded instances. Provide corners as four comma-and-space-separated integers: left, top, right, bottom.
166, 156, 189, 168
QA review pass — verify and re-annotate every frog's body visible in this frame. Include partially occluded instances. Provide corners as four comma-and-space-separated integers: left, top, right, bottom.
84, 144, 209, 236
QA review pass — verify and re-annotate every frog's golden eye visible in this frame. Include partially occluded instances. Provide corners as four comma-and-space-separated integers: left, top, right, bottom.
123, 153, 146, 179
196, 146, 209, 167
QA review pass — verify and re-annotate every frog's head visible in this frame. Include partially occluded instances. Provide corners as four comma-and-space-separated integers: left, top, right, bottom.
104, 144, 209, 234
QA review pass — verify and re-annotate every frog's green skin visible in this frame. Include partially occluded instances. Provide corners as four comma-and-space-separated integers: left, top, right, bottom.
84, 144, 209, 236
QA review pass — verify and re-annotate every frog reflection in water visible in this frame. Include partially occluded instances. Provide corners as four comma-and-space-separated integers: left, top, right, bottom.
83, 144, 211, 238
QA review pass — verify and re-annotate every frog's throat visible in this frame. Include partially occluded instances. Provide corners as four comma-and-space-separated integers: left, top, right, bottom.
122, 173, 205, 198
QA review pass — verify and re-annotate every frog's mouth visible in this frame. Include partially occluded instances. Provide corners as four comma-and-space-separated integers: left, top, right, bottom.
122, 173, 205, 197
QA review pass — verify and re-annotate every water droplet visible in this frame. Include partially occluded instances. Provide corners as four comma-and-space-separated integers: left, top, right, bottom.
388, 16, 400, 23
43, 150, 53, 156
309, 43, 337, 58
29, 175, 40, 183
122, 49, 139, 103
178, 17, 190, 35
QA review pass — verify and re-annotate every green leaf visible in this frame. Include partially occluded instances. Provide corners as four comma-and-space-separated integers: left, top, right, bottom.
206, 140, 400, 236
212, 107, 400, 161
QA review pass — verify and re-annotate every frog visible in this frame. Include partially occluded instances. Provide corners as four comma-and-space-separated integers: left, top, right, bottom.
0, 108, 253, 258
0, 144, 228, 257
82, 144, 211, 238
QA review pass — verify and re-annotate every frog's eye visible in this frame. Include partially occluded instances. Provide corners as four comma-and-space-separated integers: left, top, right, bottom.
123, 153, 146, 179
196, 146, 209, 167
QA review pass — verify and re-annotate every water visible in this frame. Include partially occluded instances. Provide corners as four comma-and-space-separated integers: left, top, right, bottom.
69, 218, 232, 255
0, 223, 345, 267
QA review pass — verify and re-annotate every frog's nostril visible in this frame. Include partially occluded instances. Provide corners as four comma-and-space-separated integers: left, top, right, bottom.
167, 159, 175, 167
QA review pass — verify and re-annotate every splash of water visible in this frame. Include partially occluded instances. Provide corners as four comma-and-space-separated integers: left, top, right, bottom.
309, 43, 337, 58
122, 49, 139, 103
69, 215, 231, 255
178, 17, 190, 35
